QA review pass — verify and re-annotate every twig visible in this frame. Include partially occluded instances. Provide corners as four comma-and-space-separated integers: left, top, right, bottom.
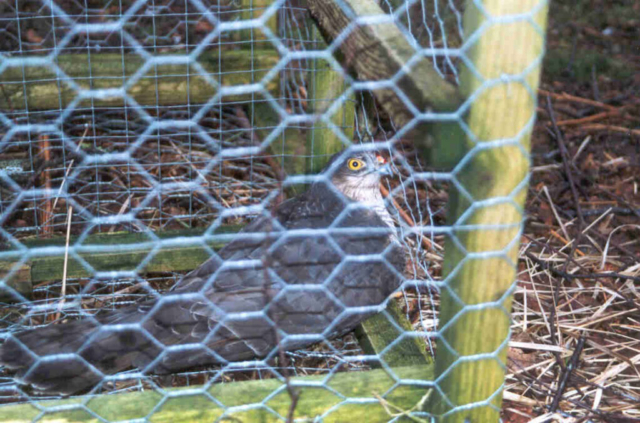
40, 134, 53, 237
554, 109, 622, 127
538, 89, 618, 111
508, 363, 611, 421
549, 229, 586, 257
542, 186, 570, 245
572, 136, 591, 162
581, 124, 640, 137
564, 331, 640, 379
545, 97, 588, 378
108, 195, 132, 233
56, 205, 73, 322
601, 224, 640, 270
591, 352, 640, 386
52, 126, 90, 211
546, 96, 585, 230
167, 138, 208, 181
524, 249, 640, 310
549, 336, 585, 413
596, 185, 640, 221
565, 206, 640, 217
553, 197, 640, 261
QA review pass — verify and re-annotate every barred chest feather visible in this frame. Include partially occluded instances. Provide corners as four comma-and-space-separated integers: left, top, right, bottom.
369, 203, 395, 230
336, 181, 397, 238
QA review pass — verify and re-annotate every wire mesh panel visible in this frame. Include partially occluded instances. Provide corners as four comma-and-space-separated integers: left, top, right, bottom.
0, 0, 547, 421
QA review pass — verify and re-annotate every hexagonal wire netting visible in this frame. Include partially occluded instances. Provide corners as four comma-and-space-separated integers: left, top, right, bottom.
0, 0, 545, 421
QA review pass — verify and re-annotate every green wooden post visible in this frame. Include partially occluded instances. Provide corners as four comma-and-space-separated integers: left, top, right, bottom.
237, 0, 313, 181
427, 1, 549, 421
305, 27, 355, 174
239, 0, 278, 42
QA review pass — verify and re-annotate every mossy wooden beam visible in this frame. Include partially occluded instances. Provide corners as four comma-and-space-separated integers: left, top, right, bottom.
0, 51, 279, 111
305, 27, 356, 174
0, 365, 433, 422
0, 227, 240, 301
307, 0, 466, 167
355, 299, 431, 367
426, 1, 549, 422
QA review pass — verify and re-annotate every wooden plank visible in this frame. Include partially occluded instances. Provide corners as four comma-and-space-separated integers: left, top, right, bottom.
355, 299, 431, 367
0, 51, 279, 111
0, 227, 241, 300
426, 1, 549, 421
12, 226, 240, 249
307, 0, 467, 167
0, 365, 433, 422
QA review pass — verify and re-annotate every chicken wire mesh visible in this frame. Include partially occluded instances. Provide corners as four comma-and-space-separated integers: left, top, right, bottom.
0, 0, 545, 421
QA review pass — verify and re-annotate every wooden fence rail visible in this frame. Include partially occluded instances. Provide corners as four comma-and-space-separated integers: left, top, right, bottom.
0, 51, 279, 110
0, 365, 433, 422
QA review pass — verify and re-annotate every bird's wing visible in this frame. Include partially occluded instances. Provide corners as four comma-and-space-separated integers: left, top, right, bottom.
154, 188, 402, 361
0, 184, 404, 395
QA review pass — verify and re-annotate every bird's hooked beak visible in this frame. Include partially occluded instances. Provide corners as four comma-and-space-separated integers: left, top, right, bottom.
375, 154, 393, 176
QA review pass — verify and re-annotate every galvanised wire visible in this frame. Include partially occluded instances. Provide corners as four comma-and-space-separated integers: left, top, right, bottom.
0, 0, 543, 420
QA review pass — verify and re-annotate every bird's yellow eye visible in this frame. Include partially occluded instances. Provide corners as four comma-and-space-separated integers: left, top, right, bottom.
347, 159, 365, 171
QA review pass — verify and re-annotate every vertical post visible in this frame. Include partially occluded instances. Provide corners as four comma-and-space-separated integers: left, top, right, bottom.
239, 0, 278, 42
305, 27, 355, 173
238, 0, 301, 182
427, 1, 548, 421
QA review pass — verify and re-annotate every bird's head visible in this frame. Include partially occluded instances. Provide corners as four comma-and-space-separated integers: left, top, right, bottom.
323, 151, 392, 203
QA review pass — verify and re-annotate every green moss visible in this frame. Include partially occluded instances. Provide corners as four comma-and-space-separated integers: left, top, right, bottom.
0, 365, 434, 423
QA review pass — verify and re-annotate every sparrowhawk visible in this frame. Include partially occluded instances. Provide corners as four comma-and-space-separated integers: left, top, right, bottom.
0, 150, 406, 395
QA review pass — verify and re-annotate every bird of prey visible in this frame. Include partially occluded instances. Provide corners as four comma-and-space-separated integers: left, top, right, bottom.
0, 150, 405, 395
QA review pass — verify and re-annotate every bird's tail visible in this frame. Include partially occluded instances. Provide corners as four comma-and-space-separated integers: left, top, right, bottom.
0, 303, 163, 395
0, 290, 284, 395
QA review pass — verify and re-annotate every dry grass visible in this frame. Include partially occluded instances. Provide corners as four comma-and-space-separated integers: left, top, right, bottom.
500, 85, 640, 420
